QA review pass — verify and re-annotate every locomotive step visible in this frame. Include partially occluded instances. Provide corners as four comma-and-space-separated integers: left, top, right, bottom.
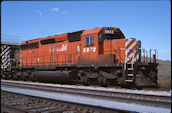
128, 68, 134, 70
127, 74, 134, 76
125, 80, 133, 82
126, 63, 134, 69
126, 63, 134, 64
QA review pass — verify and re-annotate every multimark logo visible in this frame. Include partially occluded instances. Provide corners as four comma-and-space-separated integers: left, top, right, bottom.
49, 44, 67, 53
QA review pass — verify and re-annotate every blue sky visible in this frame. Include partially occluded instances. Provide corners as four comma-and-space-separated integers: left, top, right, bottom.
1, 1, 171, 60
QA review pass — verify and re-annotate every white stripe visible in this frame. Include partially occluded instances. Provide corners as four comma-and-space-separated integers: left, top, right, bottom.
1, 66, 7, 68
126, 40, 137, 55
2, 58, 11, 68
132, 53, 139, 63
7, 61, 11, 67
2, 57, 10, 65
2, 56, 9, 64
125, 39, 133, 63
2, 62, 10, 69
2, 49, 10, 60
2, 54, 10, 63
125, 39, 132, 47
2, 58, 7, 64
125, 51, 136, 63
2, 46, 10, 55
2, 55, 6, 59
1, 46, 10, 56
2, 50, 10, 58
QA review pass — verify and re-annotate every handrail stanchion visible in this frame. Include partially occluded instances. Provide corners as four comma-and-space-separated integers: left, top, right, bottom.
146, 50, 148, 63
150, 49, 151, 63
143, 48, 145, 63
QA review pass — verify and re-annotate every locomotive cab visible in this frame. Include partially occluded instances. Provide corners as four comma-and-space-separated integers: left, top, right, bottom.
99, 28, 125, 55
80, 27, 127, 65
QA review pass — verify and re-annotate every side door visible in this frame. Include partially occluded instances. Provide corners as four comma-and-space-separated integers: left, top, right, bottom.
98, 33, 104, 55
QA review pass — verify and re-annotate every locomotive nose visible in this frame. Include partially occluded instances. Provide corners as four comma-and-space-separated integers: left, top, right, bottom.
125, 39, 140, 63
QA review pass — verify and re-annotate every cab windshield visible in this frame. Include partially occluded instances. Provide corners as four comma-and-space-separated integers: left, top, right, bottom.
105, 29, 125, 40
105, 34, 124, 40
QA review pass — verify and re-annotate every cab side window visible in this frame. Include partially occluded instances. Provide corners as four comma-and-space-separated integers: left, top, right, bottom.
99, 33, 103, 42
86, 36, 94, 46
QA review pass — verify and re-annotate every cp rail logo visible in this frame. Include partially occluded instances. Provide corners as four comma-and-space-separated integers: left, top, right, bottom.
49, 44, 67, 53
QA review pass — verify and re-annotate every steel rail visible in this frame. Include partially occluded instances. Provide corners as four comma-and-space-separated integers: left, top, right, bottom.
2, 80, 171, 97
2, 91, 127, 113
1, 80, 171, 109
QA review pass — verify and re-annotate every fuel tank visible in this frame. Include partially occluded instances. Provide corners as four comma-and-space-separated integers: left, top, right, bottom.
34, 71, 76, 83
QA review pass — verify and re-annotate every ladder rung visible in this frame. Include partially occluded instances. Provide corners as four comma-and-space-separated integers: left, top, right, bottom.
127, 63, 134, 68
125, 80, 133, 82
127, 62, 133, 64
128, 68, 134, 70
128, 74, 134, 76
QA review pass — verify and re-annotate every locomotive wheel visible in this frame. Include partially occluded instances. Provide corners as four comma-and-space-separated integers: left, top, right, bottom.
22, 72, 27, 81
4, 75, 10, 80
30, 72, 35, 81
12, 70, 18, 80
101, 78, 109, 87
1, 71, 5, 79
98, 76, 103, 85
83, 82, 89, 86
15, 72, 22, 80
31, 76, 36, 82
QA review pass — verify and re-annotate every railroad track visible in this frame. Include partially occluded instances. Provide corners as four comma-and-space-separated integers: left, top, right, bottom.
1, 80, 171, 113
2, 91, 121, 113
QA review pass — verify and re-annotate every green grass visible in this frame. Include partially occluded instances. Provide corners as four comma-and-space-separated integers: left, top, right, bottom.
157, 59, 171, 88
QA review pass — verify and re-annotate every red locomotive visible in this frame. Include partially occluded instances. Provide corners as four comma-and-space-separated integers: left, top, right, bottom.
4, 27, 159, 87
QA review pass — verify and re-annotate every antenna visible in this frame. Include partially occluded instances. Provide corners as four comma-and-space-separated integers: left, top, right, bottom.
36, 10, 42, 38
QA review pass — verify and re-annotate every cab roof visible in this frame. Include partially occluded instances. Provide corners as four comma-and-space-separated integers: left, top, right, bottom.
81, 27, 103, 36
22, 27, 125, 45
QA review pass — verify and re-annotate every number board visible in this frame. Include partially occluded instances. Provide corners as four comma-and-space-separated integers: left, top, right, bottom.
105, 30, 114, 34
